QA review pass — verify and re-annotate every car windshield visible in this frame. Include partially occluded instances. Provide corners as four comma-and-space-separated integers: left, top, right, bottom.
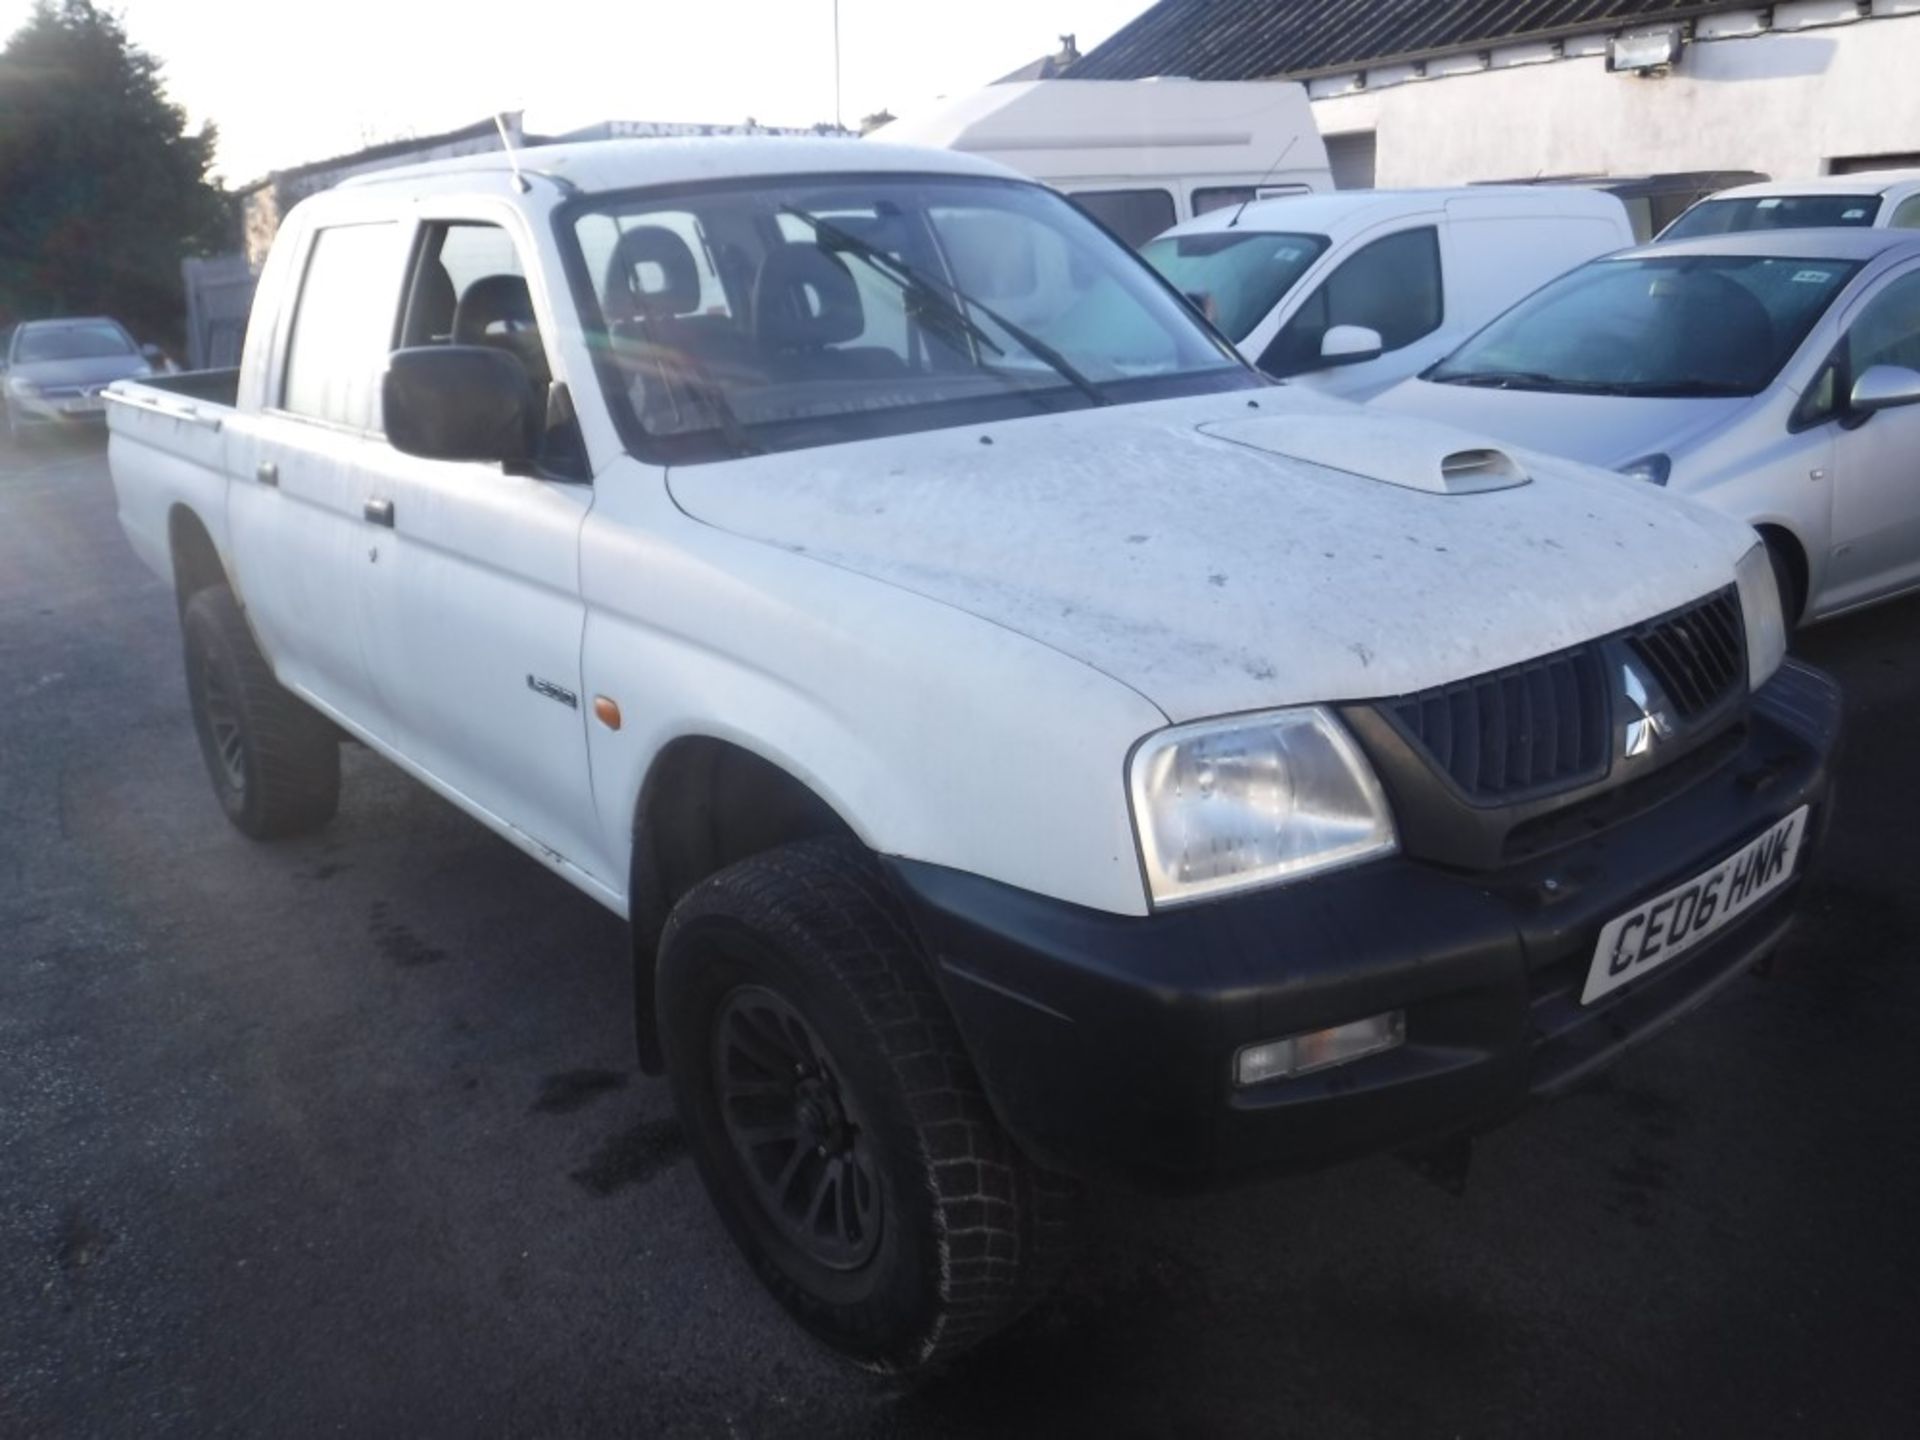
562, 174, 1251, 462
15, 321, 133, 362
1427, 253, 1861, 398
1139, 230, 1330, 341
1661, 194, 1882, 239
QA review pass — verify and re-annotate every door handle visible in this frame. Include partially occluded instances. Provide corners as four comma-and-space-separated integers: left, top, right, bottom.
255, 461, 278, 487
363, 497, 395, 527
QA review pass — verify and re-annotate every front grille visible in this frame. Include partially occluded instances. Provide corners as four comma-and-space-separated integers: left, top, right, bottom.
1387, 643, 1610, 801
1627, 586, 1745, 719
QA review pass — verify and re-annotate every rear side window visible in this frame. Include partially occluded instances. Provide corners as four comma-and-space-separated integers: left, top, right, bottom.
280, 222, 401, 430
1259, 226, 1442, 377
1070, 188, 1176, 248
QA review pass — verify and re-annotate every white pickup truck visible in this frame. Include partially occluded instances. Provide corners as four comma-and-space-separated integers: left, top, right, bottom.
107, 137, 1839, 1371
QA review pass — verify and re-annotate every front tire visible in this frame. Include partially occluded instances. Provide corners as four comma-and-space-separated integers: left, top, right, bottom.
182, 584, 340, 839
657, 839, 1076, 1372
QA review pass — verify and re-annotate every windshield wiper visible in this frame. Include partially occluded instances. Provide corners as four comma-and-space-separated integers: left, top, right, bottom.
779, 205, 1110, 409
1429, 369, 1567, 390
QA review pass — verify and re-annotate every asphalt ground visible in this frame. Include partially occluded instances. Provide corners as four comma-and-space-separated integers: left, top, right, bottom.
3, 431, 1918, 1438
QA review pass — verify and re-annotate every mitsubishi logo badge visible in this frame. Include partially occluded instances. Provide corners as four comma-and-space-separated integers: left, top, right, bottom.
1621, 660, 1672, 759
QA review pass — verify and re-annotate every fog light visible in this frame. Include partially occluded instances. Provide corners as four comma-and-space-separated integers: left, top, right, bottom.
1234, 1012, 1405, 1086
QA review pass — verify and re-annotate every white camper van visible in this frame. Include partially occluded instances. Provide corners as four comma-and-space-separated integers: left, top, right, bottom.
874, 79, 1333, 247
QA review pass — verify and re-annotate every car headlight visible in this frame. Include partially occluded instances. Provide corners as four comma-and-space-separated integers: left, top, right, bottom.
1735, 541, 1788, 691
1128, 707, 1397, 907
1617, 453, 1671, 486
7, 376, 40, 396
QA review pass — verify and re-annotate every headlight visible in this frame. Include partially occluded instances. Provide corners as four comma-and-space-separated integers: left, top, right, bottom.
1617, 453, 1671, 486
1734, 541, 1788, 691
7, 376, 40, 396
1128, 707, 1397, 907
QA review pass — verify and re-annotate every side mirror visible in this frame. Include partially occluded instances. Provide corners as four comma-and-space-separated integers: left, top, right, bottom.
1849, 364, 1920, 416
383, 346, 534, 464
140, 343, 165, 362
1320, 324, 1384, 367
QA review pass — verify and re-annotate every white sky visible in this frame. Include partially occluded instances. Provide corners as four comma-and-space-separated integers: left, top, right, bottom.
0, 0, 1147, 183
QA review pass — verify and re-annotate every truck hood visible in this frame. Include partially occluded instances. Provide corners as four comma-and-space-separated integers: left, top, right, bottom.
666, 393, 1754, 723
1371, 377, 1752, 472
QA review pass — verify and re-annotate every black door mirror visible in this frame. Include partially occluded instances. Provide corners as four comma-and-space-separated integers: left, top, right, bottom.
383, 346, 535, 464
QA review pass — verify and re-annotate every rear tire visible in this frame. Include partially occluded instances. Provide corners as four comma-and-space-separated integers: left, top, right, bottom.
657, 838, 1077, 1372
182, 585, 340, 839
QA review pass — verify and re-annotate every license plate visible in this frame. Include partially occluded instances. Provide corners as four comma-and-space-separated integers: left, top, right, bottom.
1582, 806, 1808, 1005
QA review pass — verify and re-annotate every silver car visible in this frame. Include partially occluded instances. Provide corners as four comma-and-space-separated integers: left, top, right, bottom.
1373, 229, 1920, 625
2, 317, 159, 444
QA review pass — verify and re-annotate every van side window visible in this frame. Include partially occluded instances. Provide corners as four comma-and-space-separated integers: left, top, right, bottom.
1070, 189, 1176, 248
280, 222, 401, 430
1258, 226, 1443, 378
1193, 187, 1253, 217
1889, 196, 1920, 230
399, 220, 585, 477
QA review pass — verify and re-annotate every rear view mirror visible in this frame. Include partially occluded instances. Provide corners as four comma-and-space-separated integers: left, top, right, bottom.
1320, 325, 1384, 366
383, 346, 534, 465
1849, 364, 1920, 416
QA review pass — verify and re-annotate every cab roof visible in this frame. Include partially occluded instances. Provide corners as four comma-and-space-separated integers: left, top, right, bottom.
337, 135, 1023, 198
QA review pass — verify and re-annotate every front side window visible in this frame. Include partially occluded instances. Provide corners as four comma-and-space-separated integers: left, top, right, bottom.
1259, 226, 1442, 378
1892, 196, 1920, 230
281, 222, 402, 430
15, 321, 135, 362
399, 220, 583, 476
560, 174, 1248, 463
1069, 188, 1177, 248
1846, 270, 1920, 375
1662, 194, 1882, 240
1428, 253, 1861, 398
1140, 230, 1330, 341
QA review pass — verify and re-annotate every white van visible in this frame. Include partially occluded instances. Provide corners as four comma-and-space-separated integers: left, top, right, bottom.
1143, 187, 1635, 399
873, 79, 1332, 247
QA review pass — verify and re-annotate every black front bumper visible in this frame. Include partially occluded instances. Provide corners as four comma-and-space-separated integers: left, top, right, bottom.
887, 662, 1840, 1191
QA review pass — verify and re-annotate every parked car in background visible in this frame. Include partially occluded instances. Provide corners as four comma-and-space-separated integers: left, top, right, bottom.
105, 137, 1836, 1372
1373, 229, 1920, 625
874, 79, 1332, 247
1478, 171, 1769, 243
3, 316, 162, 443
1143, 187, 1633, 399
1661, 171, 1920, 240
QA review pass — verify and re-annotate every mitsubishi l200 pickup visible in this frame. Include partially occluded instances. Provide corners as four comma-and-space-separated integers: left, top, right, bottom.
106, 137, 1839, 1371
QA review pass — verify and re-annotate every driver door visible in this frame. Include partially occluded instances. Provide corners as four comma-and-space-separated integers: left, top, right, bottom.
1821, 265, 1920, 611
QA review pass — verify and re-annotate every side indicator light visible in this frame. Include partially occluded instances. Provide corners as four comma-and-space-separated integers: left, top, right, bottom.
593, 696, 622, 731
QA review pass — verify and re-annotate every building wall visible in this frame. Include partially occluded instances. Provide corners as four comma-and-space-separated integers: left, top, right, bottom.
1310, 10, 1920, 187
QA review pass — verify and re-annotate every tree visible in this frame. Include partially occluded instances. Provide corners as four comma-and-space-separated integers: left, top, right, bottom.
0, 0, 228, 348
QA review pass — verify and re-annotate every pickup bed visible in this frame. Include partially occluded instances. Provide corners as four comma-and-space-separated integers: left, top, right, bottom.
108, 135, 1839, 1372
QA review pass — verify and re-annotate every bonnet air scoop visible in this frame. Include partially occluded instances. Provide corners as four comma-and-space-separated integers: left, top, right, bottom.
1198, 414, 1532, 495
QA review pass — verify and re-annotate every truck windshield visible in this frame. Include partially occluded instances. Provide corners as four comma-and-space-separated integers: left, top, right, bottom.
15, 322, 134, 362
1426, 253, 1860, 398
562, 174, 1251, 461
1661, 194, 1881, 240
1139, 230, 1330, 341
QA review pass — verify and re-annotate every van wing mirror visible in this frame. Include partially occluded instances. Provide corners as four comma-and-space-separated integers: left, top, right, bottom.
1320, 325, 1384, 366
383, 346, 535, 464
1849, 364, 1920, 416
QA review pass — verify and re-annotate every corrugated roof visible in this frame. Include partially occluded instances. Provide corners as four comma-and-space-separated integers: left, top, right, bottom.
1067, 1, 1757, 82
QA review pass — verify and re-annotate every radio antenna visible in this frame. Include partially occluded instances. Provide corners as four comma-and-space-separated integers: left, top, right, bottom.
494, 112, 530, 193
1228, 132, 1300, 228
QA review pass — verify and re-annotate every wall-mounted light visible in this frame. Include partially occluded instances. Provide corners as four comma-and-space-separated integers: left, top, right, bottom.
1606, 26, 1682, 73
